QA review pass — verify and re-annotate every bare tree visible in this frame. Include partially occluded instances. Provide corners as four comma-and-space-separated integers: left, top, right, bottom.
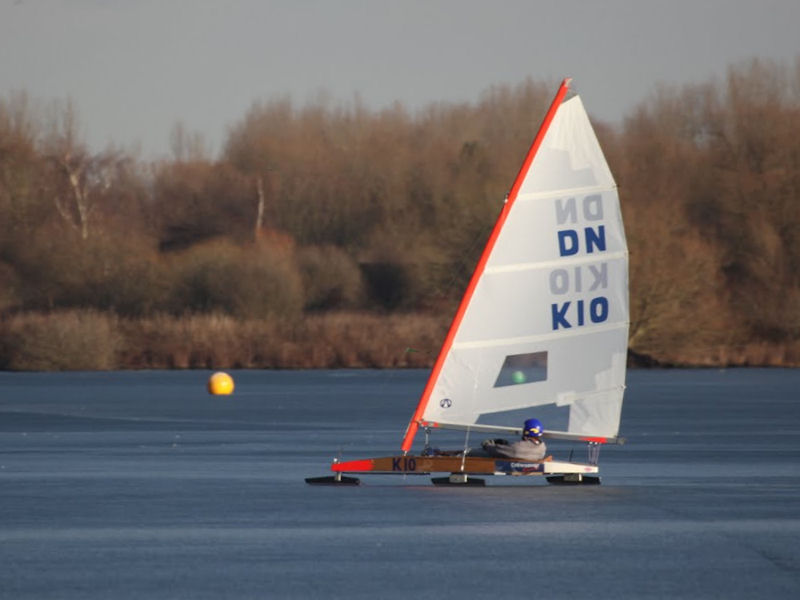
255, 175, 265, 241
43, 100, 128, 240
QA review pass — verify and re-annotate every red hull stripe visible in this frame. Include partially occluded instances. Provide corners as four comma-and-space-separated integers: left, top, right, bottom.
331, 459, 374, 473
400, 78, 573, 453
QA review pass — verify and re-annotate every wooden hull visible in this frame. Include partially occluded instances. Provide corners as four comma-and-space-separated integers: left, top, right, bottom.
331, 455, 598, 477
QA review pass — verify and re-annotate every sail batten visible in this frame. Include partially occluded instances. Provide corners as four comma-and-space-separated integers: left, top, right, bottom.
485, 251, 627, 275
515, 184, 618, 202
451, 321, 629, 351
401, 79, 627, 452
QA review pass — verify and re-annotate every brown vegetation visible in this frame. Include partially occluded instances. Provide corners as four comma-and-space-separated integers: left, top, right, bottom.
0, 310, 444, 371
617, 58, 800, 364
1, 58, 799, 370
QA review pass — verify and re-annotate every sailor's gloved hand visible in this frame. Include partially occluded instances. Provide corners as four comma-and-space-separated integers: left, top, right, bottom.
482, 438, 508, 449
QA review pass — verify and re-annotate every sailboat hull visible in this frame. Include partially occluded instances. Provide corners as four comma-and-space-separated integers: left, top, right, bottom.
329, 455, 598, 477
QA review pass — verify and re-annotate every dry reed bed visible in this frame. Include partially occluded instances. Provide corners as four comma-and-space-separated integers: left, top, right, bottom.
0, 310, 447, 371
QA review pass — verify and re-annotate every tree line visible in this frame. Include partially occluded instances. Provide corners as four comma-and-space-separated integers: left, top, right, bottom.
1, 58, 798, 369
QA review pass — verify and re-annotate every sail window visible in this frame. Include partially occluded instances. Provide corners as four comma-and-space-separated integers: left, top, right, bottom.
494, 352, 548, 387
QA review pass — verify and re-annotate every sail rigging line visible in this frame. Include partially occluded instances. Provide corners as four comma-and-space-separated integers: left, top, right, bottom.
460, 427, 471, 472
401, 78, 573, 453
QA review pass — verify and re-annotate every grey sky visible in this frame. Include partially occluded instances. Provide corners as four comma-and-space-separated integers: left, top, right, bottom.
1, 0, 798, 159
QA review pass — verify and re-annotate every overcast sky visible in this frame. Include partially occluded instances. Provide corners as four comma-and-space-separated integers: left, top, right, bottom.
1, 0, 798, 159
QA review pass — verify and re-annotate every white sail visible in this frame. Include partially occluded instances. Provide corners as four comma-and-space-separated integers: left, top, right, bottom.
403, 80, 628, 450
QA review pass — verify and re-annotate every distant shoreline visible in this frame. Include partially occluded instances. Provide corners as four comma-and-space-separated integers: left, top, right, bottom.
1, 310, 797, 371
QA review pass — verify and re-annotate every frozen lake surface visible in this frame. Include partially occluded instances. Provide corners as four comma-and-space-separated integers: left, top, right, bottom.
1, 368, 799, 598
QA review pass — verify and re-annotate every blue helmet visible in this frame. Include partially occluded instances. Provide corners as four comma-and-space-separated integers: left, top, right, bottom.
523, 418, 544, 438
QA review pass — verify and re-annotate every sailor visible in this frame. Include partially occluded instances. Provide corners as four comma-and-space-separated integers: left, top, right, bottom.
479, 418, 547, 461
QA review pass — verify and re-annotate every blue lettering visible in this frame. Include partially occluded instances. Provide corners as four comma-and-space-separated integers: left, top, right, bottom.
558, 230, 579, 256
551, 297, 610, 330
558, 228, 607, 256
551, 302, 572, 330
585, 226, 606, 253
590, 297, 609, 323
